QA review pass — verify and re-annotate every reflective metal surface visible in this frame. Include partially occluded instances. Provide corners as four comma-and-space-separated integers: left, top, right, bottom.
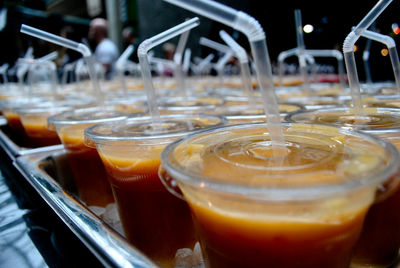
0, 165, 48, 268
14, 149, 158, 268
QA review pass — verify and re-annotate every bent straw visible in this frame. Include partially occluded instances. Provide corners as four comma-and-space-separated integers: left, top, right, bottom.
137, 17, 200, 125
342, 0, 393, 116
174, 28, 191, 97
20, 24, 103, 104
164, 0, 286, 153
219, 30, 255, 106
277, 48, 315, 87
359, 29, 400, 94
116, 44, 135, 93
294, 9, 310, 95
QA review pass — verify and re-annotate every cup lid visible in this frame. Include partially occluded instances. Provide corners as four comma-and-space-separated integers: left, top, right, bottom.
287, 107, 400, 132
48, 104, 147, 129
84, 114, 227, 145
161, 122, 399, 201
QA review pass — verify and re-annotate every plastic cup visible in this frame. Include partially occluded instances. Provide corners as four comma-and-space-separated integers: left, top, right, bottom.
160, 122, 399, 268
48, 105, 147, 207
0, 96, 48, 146
157, 96, 225, 115
287, 107, 400, 267
84, 114, 226, 267
206, 103, 304, 125
15, 99, 91, 147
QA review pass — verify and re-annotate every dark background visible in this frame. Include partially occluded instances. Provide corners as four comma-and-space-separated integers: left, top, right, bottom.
0, 0, 399, 82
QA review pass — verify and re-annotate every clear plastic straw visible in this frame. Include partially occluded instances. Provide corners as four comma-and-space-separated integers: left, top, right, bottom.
192, 53, 214, 75
363, 40, 373, 85
294, 9, 310, 96
359, 29, 400, 94
305, 49, 346, 90
199, 37, 232, 54
219, 30, 255, 106
116, 44, 135, 93
137, 17, 200, 125
37, 51, 58, 62
214, 50, 233, 87
199, 37, 234, 87
277, 48, 317, 86
20, 24, 104, 104
0, 63, 9, 85
164, 0, 286, 152
343, 0, 393, 116
173, 28, 192, 97
183, 48, 191, 74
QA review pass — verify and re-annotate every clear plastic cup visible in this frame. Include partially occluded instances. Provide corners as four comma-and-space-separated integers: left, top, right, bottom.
160, 122, 399, 268
206, 103, 304, 125
287, 107, 400, 267
157, 96, 225, 115
84, 114, 227, 267
15, 99, 92, 147
48, 105, 147, 207
0, 96, 48, 146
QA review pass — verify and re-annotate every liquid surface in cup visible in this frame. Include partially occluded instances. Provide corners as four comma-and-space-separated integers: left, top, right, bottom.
86, 115, 226, 268
164, 124, 396, 268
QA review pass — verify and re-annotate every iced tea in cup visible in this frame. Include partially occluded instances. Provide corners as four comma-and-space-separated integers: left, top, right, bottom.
0, 96, 48, 146
287, 107, 400, 267
16, 104, 69, 147
84, 114, 226, 267
160, 122, 399, 268
48, 105, 146, 207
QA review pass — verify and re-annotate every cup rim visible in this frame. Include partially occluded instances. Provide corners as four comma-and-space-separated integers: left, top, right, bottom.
161, 122, 400, 201
286, 106, 400, 132
84, 114, 228, 144
47, 105, 148, 128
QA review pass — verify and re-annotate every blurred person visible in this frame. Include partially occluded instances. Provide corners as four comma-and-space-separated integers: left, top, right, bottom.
88, 18, 119, 79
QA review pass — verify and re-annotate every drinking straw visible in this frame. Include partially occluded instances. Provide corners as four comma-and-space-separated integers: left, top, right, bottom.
61, 61, 76, 86
277, 48, 315, 86
20, 24, 104, 104
173, 28, 192, 97
0, 63, 9, 85
199, 37, 232, 54
116, 44, 135, 93
191, 53, 214, 75
304, 49, 346, 90
137, 17, 200, 125
342, 0, 393, 116
294, 9, 311, 96
37, 51, 58, 62
219, 30, 255, 106
163, 0, 286, 152
199, 37, 234, 87
359, 29, 400, 94
183, 48, 191, 74
363, 40, 373, 86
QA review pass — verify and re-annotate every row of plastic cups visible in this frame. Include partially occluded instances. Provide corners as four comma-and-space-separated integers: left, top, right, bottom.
45, 100, 400, 268
49, 109, 226, 268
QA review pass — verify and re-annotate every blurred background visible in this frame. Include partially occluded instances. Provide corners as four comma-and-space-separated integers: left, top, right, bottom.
0, 0, 399, 81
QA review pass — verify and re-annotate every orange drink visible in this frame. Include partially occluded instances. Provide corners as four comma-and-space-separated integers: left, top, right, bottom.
161, 123, 399, 268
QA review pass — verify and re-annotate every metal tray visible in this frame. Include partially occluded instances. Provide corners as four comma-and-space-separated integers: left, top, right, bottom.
13, 149, 158, 268
0, 119, 63, 160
